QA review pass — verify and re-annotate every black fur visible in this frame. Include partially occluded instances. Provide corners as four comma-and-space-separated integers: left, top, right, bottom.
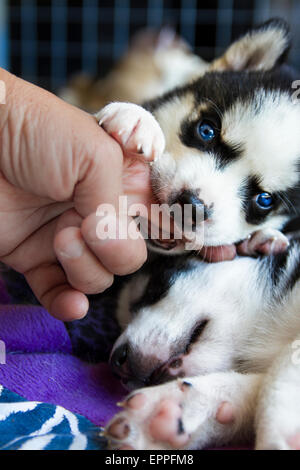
130, 253, 195, 314
180, 113, 243, 170
239, 175, 280, 225
263, 238, 300, 294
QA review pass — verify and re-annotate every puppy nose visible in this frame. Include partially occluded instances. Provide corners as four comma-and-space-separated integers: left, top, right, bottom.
110, 344, 129, 378
176, 190, 210, 223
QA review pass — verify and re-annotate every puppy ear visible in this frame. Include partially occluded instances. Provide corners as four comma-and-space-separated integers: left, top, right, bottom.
212, 18, 291, 72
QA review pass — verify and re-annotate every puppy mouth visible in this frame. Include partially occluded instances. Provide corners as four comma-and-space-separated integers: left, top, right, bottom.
146, 193, 237, 261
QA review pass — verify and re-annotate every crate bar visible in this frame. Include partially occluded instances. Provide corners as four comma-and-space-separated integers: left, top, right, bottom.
180, 0, 197, 48
21, 0, 37, 83
82, 0, 98, 75
215, 0, 234, 57
0, 0, 9, 70
51, 0, 67, 90
147, 0, 164, 27
253, 0, 270, 23
113, 0, 130, 61
288, 0, 300, 67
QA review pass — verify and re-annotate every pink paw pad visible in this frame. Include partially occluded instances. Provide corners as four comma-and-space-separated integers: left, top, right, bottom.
126, 393, 147, 410
107, 416, 130, 440
148, 399, 189, 448
216, 401, 235, 425
287, 433, 300, 450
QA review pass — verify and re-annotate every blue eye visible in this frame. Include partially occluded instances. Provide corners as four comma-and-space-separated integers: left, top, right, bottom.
197, 121, 215, 142
256, 192, 274, 209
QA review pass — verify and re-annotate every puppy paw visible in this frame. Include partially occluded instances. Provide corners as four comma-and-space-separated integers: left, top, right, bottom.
256, 430, 300, 450
104, 375, 240, 450
95, 102, 165, 161
237, 228, 289, 257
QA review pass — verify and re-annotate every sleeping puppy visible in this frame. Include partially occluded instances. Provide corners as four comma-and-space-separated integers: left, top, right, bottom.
104, 240, 300, 450
96, 19, 300, 257
60, 27, 208, 112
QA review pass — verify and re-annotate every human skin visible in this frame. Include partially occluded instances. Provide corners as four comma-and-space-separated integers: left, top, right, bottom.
0, 69, 237, 322
0, 69, 151, 321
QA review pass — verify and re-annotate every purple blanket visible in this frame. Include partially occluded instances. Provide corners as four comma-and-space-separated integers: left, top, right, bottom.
0, 274, 250, 450
0, 277, 125, 427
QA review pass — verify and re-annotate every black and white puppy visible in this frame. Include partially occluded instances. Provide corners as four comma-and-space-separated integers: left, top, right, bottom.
96, 19, 300, 255
104, 241, 300, 450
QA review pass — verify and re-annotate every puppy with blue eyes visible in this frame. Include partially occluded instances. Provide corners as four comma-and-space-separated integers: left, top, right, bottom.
96, 19, 300, 258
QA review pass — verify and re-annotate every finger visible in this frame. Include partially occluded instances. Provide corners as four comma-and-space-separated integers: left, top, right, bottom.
81, 212, 147, 276
1, 217, 89, 321
25, 262, 89, 321
74, 125, 124, 216
54, 226, 114, 294
55, 208, 83, 232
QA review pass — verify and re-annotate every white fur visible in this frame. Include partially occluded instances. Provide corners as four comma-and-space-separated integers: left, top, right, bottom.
106, 248, 300, 449
152, 91, 300, 246
96, 102, 165, 161
96, 94, 300, 249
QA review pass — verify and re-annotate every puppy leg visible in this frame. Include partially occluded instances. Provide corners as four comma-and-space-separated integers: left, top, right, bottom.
256, 337, 300, 450
104, 371, 262, 450
237, 228, 289, 257
95, 103, 165, 161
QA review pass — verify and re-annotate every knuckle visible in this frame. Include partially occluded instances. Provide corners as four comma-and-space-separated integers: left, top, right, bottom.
69, 273, 114, 295
116, 247, 147, 276
97, 274, 114, 293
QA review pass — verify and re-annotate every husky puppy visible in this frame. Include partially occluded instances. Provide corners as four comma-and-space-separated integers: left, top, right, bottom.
96, 19, 300, 255
104, 241, 300, 450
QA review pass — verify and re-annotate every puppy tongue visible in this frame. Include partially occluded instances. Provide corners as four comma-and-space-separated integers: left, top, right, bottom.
199, 244, 237, 263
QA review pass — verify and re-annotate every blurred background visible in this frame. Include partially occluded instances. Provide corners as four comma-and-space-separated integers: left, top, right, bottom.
1, 0, 299, 93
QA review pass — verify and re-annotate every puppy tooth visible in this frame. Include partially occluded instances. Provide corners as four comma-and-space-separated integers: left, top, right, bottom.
116, 401, 125, 408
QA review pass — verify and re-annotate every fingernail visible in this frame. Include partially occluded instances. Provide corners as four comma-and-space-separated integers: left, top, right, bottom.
59, 239, 84, 259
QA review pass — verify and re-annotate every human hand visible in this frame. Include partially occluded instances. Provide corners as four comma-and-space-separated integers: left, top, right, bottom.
0, 69, 150, 320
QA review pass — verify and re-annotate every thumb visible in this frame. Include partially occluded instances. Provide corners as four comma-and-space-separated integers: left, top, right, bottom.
73, 119, 148, 276
74, 120, 124, 217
